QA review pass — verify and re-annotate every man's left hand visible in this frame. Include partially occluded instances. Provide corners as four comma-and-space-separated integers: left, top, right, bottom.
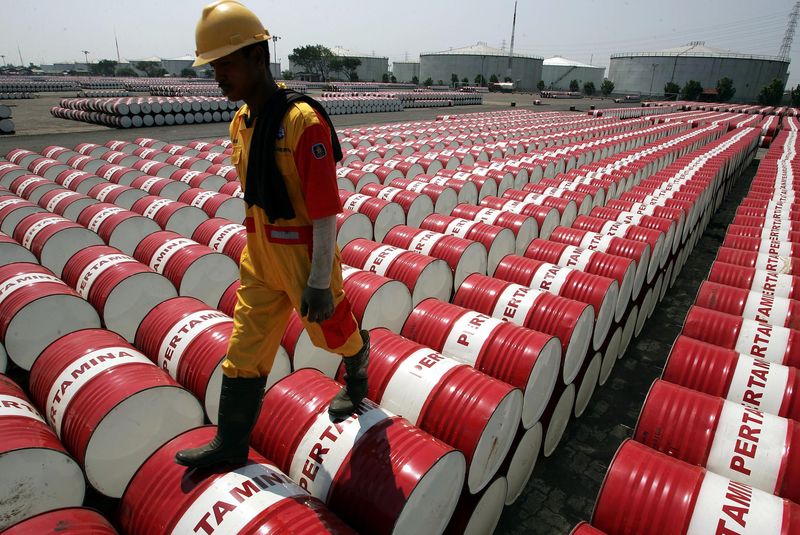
301, 286, 334, 323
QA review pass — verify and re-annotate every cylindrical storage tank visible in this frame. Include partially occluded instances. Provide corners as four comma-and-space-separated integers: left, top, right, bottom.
361, 329, 522, 493
76, 203, 161, 256
336, 209, 373, 247
499, 423, 542, 505
13, 212, 105, 277
130, 196, 209, 238
682, 306, 800, 368
593, 439, 800, 535
450, 204, 538, 256
695, 280, 800, 330
342, 239, 454, 305
0, 230, 36, 264
61, 246, 177, 343
359, 183, 434, 228
340, 191, 406, 242
1, 508, 118, 535
120, 426, 354, 535
480, 196, 561, 240
634, 379, 800, 503
250, 369, 467, 535
28, 329, 204, 497
383, 225, 488, 290
524, 238, 638, 319
0, 263, 101, 370
707, 261, 800, 301
191, 218, 247, 264
454, 274, 594, 384
419, 214, 516, 276
663, 335, 800, 421
444, 478, 507, 535
133, 231, 239, 308
401, 299, 561, 428
0, 375, 85, 530
492, 255, 619, 350
177, 188, 245, 224
340, 266, 412, 332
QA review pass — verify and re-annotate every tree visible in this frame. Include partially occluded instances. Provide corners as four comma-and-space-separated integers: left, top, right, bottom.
791, 84, 800, 107
451, 73, 459, 86
758, 78, 785, 106
504, 76, 513, 83
583, 81, 595, 95
681, 80, 703, 101
569, 79, 580, 92
382, 73, 390, 83
537, 80, 546, 91
181, 67, 197, 78
115, 67, 138, 77
390, 75, 397, 83
424, 77, 433, 86
489, 74, 500, 83
462, 77, 469, 84
716, 77, 736, 102
281, 70, 295, 80
437, 80, 444, 86
601, 79, 615, 96
664, 81, 681, 99
412, 75, 419, 85
288, 44, 360, 81
135, 61, 167, 77
89, 59, 117, 76
474, 74, 486, 86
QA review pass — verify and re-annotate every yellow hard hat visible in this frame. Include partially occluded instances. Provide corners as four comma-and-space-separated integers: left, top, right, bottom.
193, 0, 270, 67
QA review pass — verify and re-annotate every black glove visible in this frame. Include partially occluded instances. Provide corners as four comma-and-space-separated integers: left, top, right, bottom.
300, 286, 334, 323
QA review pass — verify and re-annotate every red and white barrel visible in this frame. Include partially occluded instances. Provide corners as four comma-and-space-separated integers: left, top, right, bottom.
341, 239, 453, 305
281, 313, 340, 377
444, 477, 508, 535
362, 329, 523, 493
388, 178, 459, 215
13, 212, 104, 276
61, 245, 177, 342
130, 196, 209, 238
401, 299, 561, 428
480, 196, 561, 239
419, 214, 517, 275
436, 169, 501, 200
337, 167, 379, 191
380, 158, 424, 179
54, 169, 105, 194
0, 263, 100, 370
0, 374, 85, 530
38, 188, 98, 222
664, 336, 800, 421
85, 182, 147, 210
336, 209, 373, 247
682, 306, 800, 368
76, 203, 161, 256
339, 191, 406, 241
170, 169, 227, 191
539, 380, 576, 456
178, 188, 245, 224
27, 329, 204, 497
635, 379, 800, 502
499, 423, 542, 505
359, 183, 434, 228
572, 215, 667, 276
695, 280, 800, 330
10, 174, 61, 205
120, 426, 354, 535
450, 204, 538, 256
594, 439, 800, 535
708, 261, 800, 301
133, 231, 239, 308
492, 255, 619, 349
0, 230, 36, 264
721, 234, 800, 258
0, 162, 30, 187
502, 190, 579, 227
383, 225, 488, 289
524, 238, 637, 319
0, 195, 45, 236
250, 369, 466, 535
715, 247, 800, 274
571, 522, 606, 535
573, 348, 603, 418
340, 265, 412, 331
129, 174, 190, 201
605, 199, 687, 247
2, 508, 117, 535
413, 174, 479, 205
454, 274, 594, 384
191, 218, 247, 264
590, 206, 678, 257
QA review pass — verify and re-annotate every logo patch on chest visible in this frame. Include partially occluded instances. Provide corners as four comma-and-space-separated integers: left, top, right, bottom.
312, 143, 327, 159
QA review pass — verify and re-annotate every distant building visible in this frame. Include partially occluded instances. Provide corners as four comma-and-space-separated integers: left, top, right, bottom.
290, 46, 389, 82
542, 56, 605, 91
392, 61, 420, 83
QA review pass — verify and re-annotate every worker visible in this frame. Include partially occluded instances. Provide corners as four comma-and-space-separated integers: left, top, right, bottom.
176, 0, 370, 468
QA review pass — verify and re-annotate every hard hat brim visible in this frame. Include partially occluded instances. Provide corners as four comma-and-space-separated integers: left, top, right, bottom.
192, 33, 270, 67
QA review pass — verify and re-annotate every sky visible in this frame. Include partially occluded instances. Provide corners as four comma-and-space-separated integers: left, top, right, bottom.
2, 0, 799, 84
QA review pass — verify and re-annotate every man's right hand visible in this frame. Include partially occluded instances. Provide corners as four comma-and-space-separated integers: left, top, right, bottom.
300, 285, 334, 323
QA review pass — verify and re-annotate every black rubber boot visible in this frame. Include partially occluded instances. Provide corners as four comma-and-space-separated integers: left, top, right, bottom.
329, 330, 370, 420
175, 375, 267, 468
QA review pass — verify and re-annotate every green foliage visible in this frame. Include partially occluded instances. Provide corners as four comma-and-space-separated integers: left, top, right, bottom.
135, 61, 167, 77
583, 81, 595, 95
504, 76, 513, 83
437, 80, 444, 86
390, 74, 397, 83
181, 67, 197, 78
664, 81, 681, 99
569, 79, 579, 92
288, 45, 360, 81
474, 74, 486, 86
537, 80, 545, 91
115, 67, 138, 77
89, 59, 117, 76
681, 80, 703, 101
791, 84, 800, 107
424, 77, 433, 86
489, 74, 500, 83
412, 75, 419, 85
758, 78, 785, 106
451, 73, 459, 86
382, 73, 390, 83
716, 77, 736, 102
281, 70, 295, 80
462, 77, 469, 84
600, 79, 615, 96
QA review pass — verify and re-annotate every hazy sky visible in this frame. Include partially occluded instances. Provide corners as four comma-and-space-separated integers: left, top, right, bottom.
2, 0, 798, 83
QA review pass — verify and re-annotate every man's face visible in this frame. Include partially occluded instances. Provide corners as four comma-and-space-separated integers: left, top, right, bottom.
210, 48, 261, 102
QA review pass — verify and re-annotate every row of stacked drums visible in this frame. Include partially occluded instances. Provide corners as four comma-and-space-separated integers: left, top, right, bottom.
575, 122, 800, 534
0, 114, 756, 534
0, 103, 14, 135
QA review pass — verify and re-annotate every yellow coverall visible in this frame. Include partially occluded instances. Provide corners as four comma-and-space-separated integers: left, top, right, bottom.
222, 100, 363, 378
